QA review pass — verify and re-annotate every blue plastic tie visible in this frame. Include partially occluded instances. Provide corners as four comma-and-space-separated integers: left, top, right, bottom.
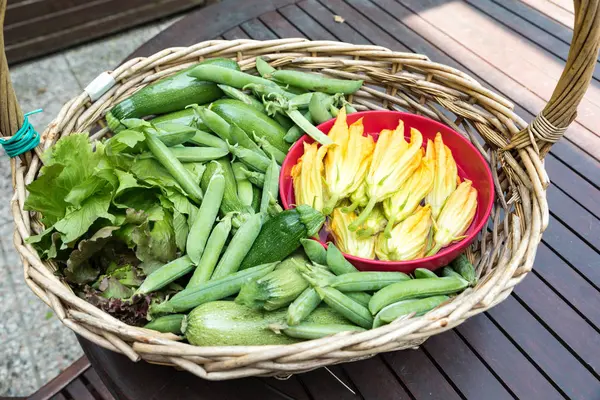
0, 109, 43, 158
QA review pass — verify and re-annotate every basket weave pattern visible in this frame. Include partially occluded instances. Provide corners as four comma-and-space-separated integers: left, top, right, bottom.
4, 3, 600, 379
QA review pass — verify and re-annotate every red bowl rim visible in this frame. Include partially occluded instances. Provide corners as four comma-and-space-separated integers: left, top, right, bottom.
279, 110, 495, 269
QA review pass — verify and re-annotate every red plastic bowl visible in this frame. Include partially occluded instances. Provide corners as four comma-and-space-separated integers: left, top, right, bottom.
280, 111, 494, 273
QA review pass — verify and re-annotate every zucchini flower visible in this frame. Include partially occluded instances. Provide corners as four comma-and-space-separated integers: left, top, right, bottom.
375, 205, 433, 261
349, 122, 423, 231
426, 133, 459, 219
427, 180, 478, 256
323, 108, 375, 214
330, 207, 376, 259
382, 149, 434, 237
291, 142, 329, 212
356, 205, 387, 238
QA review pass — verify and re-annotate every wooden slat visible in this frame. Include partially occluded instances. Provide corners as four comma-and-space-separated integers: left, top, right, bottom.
422, 331, 514, 400
546, 155, 600, 216
222, 26, 251, 40
64, 379, 96, 400
383, 348, 462, 399
513, 272, 600, 374
342, 357, 412, 400
82, 369, 115, 400
259, 10, 305, 38
398, 0, 600, 134
129, 0, 300, 58
534, 244, 600, 329
487, 296, 600, 399
371, 0, 600, 161
6, 0, 200, 65
489, 0, 572, 43
259, 376, 312, 400
543, 215, 600, 288
517, 0, 575, 28
240, 18, 279, 40
297, 366, 361, 400
456, 315, 564, 400
463, 0, 599, 81
29, 356, 91, 400
50, 393, 68, 400
547, 185, 600, 251
5, 0, 90, 25
278, 4, 337, 40
5, 0, 151, 44
298, 0, 371, 45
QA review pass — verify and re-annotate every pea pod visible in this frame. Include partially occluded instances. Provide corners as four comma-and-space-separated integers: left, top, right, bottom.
217, 84, 265, 113
414, 268, 438, 279
151, 108, 209, 131
255, 56, 276, 77
260, 157, 281, 214
301, 238, 327, 265
186, 166, 225, 265
188, 65, 293, 99
188, 130, 228, 150
253, 133, 287, 164
232, 162, 254, 207
195, 106, 266, 157
150, 262, 278, 314
442, 267, 464, 280
144, 314, 185, 334
315, 286, 373, 329
279, 323, 365, 340
154, 125, 197, 147
211, 213, 264, 279
251, 186, 261, 212
210, 99, 290, 154
228, 143, 270, 173
187, 214, 233, 287
284, 111, 312, 143
345, 104, 358, 113
373, 295, 450, 328
451, 254, 478, 286
143, 132, 203, 204
369, 277, 468, 315
309, 92, 335, 124
136, 256, 194, 295
287, 287, 322, 326
326, 243, 358, 275
329, 271, 410, 292
288, 93, 314, 109
345, 292, 372, 307
139, 146, 229, 163
270, 70, 363, 94
241, 168, 265, 188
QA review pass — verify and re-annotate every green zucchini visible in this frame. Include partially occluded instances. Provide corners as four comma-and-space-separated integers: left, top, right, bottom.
106, 58, 240, 132
240, 205, 325, 270
183, 301, 349, 346
210, 99, 290, 154
200, 158, 254, 228
150, 108, 209, 131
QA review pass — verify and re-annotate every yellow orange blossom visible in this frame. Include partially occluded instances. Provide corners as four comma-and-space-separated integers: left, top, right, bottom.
375, 205, 433, 261
349, 122, 423, 231
426, 133, 459, 219
383, 148, 434, 237
427, 180, 478, 256
323, 108, 374, 214
291, 142, 329, 212
330, 207, 376, 259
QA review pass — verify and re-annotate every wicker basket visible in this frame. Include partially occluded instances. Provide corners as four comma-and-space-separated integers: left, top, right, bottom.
1, 0, 599, 380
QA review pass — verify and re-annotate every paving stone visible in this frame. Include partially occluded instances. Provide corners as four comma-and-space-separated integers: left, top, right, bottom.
0, 337, 40, 397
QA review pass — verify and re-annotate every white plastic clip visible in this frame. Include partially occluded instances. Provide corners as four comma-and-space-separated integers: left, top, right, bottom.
85, 72, 116, 102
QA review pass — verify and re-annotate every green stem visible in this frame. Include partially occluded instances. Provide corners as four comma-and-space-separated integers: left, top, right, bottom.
322, 194, 340, 216
383, 216, 396, 239
286, 109, 333, 145
425, 243, 443, 257
342, 201, 360, 213
349, 198, 376, 231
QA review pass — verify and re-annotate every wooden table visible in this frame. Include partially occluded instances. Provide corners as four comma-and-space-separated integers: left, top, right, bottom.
79, 0, 600, 398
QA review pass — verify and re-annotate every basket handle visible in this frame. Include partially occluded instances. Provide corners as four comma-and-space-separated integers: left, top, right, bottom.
0, 0, 24, 139
506, 0, 600, 155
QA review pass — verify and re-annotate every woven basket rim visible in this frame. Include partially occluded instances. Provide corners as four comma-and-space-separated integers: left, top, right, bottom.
6, 38, 562, 380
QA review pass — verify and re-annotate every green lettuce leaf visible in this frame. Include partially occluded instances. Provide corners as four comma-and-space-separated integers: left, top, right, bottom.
54, 190, 114, 244
173, 210, 189, 252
